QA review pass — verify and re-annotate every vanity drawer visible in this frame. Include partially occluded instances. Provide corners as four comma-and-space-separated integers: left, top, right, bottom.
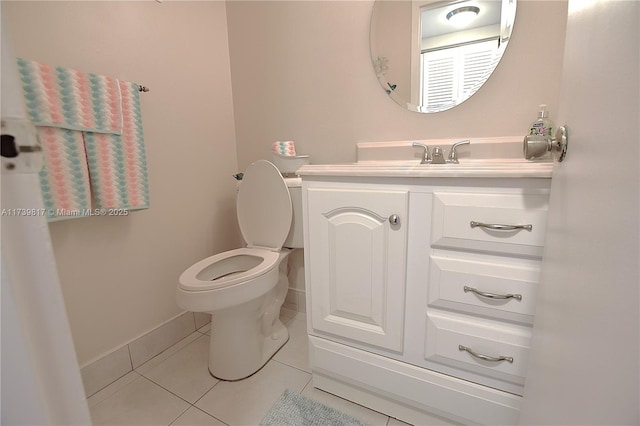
428, 255, 539, 324
424, 312, 531, 390
431, 192, 549, 257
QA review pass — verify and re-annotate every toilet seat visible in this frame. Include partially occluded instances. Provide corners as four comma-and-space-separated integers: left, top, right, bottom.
178, 247, 279, 291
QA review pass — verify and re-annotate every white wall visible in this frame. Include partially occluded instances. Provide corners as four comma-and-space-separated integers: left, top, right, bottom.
227, 0, 568, 168
3, 1, 242, 366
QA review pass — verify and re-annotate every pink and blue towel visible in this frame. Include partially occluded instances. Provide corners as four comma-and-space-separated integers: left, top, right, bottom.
17, 58, 149, 220
272, 140, 296, 156
17, 59, 122, 135
36, 127, 92, 215
84, 81, 149, 210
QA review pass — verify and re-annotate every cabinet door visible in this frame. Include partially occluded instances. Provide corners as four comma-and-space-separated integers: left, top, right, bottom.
307, 187, 408, 353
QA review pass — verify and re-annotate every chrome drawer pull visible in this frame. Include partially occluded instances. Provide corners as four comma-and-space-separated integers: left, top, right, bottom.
470, 221, 532, 231
458, 345, 513, 363
464, 285, 522, 301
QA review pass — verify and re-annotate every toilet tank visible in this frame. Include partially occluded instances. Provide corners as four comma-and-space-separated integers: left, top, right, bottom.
284, 177, 303, 248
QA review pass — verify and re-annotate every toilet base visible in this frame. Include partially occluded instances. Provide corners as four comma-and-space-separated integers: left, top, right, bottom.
207, 313, 290, 381
206, 254, 291, 381
211, 319, 289, 381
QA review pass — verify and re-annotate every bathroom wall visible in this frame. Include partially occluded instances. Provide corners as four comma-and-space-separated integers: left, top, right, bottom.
3, 1, 242, 366
227, 0, 569, 167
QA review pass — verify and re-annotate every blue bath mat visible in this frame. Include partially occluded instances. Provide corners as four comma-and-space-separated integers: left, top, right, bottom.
260, 389, 371, 426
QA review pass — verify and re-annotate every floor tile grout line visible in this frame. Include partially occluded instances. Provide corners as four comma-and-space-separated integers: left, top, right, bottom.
167, 403, 192, 426
301, 376, 313, 394
189, 379, 231, 426
137, 371, 217, 408
191, 376, 223, 406
190, 312, 197, 335
170, 405, 231, 426
86, 370, 143, 409
271, 357, 311, 375
126, 342, 135, 375
189, 405, 230, 426
135, 374, 229, 425
138, 375, 194, 404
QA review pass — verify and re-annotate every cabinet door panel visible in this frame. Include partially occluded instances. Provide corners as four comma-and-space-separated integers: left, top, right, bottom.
307, 188, 408, 352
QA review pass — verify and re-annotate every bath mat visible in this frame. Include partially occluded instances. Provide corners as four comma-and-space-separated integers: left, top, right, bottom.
260, 389, 371, 426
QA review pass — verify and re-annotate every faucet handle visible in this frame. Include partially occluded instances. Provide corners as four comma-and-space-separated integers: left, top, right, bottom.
447, 140, 470, 164
412, 142, 431, 164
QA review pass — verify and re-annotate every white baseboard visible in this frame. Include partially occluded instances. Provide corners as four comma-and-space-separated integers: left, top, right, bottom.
283, 288, 306, 313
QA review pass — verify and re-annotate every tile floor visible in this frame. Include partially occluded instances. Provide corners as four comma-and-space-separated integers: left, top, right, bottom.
87, 311, 411, 426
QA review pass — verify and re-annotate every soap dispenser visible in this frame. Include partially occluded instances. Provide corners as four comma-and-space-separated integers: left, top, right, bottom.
528, 104, 555, 138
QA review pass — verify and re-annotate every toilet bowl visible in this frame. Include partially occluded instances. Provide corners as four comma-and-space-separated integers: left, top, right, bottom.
176, 160, 302, 381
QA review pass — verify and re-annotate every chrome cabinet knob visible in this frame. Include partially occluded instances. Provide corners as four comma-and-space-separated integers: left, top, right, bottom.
388, 214, 399, 225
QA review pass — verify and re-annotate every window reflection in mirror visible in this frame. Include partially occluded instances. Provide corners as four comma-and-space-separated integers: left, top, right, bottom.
370, 0, 517, 113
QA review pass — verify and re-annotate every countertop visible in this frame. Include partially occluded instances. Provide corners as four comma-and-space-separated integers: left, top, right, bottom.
297, 159, 554, 179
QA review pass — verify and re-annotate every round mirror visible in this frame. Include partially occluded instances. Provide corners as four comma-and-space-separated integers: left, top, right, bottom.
370, 0, 517, 113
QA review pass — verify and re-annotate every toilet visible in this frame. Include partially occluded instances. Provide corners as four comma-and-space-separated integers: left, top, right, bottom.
176, 160, 303, 381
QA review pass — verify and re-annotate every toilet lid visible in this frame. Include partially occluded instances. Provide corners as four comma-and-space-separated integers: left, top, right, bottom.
236, 160, 292, 250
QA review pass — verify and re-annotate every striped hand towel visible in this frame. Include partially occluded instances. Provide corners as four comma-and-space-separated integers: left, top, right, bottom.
37, 127, 92, 220
84, 81, 149, 210
17, 58, 123, 135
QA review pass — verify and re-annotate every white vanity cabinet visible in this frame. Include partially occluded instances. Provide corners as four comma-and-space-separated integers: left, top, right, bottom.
301, 170, 551, 426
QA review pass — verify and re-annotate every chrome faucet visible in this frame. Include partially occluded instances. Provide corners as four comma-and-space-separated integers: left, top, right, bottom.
412, 140, 470, 164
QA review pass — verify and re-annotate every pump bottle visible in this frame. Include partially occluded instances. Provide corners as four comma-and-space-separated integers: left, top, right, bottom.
529, 104, 554, 138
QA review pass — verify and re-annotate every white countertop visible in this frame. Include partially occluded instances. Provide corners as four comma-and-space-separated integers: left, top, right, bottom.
297, 159, 553, 179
